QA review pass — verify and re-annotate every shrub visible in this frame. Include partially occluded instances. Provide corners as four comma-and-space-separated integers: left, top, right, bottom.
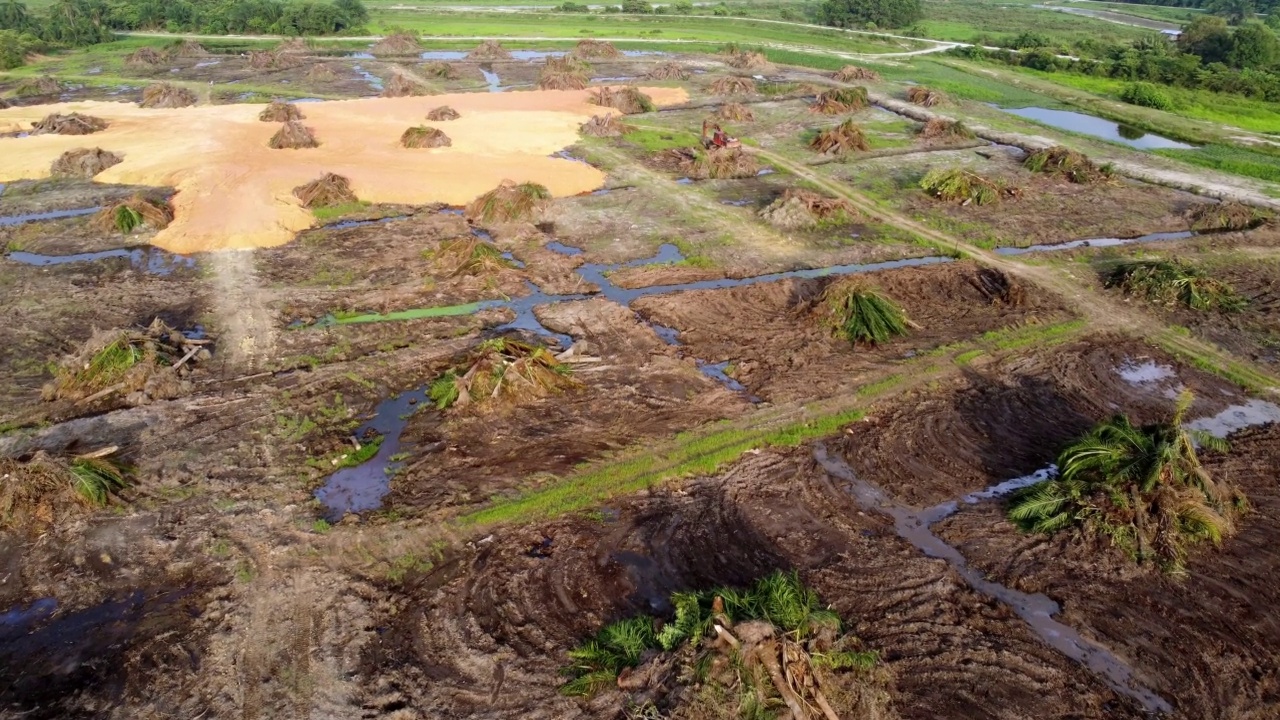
1105, 259, 1246, 312
1119, 82, 1175, 110
919, 167, 1019, 205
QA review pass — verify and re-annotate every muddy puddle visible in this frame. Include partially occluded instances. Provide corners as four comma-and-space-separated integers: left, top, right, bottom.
996, 230, 1195, 255
0, 207, 100, 226
6, 247, 196, 275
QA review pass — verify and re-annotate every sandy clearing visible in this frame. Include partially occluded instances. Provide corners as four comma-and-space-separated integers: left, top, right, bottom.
0, 87, 687, 254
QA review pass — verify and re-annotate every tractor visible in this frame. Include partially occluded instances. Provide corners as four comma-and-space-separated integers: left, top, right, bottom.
701, 119, 741, 150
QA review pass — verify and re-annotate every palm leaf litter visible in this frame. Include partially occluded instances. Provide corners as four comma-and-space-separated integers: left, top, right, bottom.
579, 114, 633, 137
258, 101, 304, 122
14, 76, 62, 97
809, 120, 870, 155
432, 237, 515, 277
919, 167, 1021, 206
42, 319, 209, 407
139, 83, 198, 109
50, 148, 122, 179
293, 173, 358, 209
710, 76, 756, 96
560, 570, 892, 719
917, 117, 975, 142
715, 102, 755, 122
1, 451, 131, 531
1105, 259, 1246, 312
646, 61, 688, 80
819, 280, 913, 345
1185, 201, 1272, 231
427, 105, 461, 121
466, 180, 552, 223
656, 147, 761, 180
381, 74, 432, 98
1024, 146, 1113, 184
834, 65, 881, 82
468, 39, 511, 60
269, 121, 319, 149
371, 31, 422, 56
758, 188, 858, 230
588, 86, 655, 114
94, 195, 174, 234
429, 338, 577, 411
572, 39, 621, 59
906, 85, 944, 107
400, 125, 451, 148
808, 87, 869, 115
1007, 392, 1242, 574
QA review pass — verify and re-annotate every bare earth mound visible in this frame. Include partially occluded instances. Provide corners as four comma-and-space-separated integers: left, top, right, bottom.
31, 112, 108, 135
50, 148, 122, 178
140, 83, 197, 109
401, 125, 451, 148
258, 101, 304, 123
269, 121, 319, 149
293, 172, 358, 208
427, 105, 461, 121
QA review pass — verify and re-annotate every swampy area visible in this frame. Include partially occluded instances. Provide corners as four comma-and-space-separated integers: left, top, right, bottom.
2, 37, 1280, 720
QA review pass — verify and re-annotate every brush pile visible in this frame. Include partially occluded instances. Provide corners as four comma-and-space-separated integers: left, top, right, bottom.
809, 120, 870, 155
31, 112, 108, 135
971, 267, 1025, 306
723, 47, 772, 70
646, 61, 688, 80
421, 61, 457, 79
427, 105, 461, 121
125, 47, 165, 67
429, 338, 577, 411
659, 147, 761, 180
382, 73, 431, 97
572, 38, 621, 59
14, 76, 62, 97
1106, 259, 1246, 312
906, 85, 944, 106
820, 279, 912, 345
1185, 201, 1271, 231
50, 148, 123, 178
169, 40, 208, 57
0, 451, 130, 531
140, 83, 197, 108
468, 39, 511, 60
917, 117, 975, 142
710, 76, 756, 95
372, 32, 422, 56
538, 68, 589, 90
579, 113, 632, 137
466, 179, 552, 223
293, 173, 358, 208
433, 237, 514, 276
43, 319, 208, 406
94, 195, 173, 234
276, 37, 309, 54
258, 100, 304, 122
559, 571, 892, 719
809, 86, 869, 115
759, 189, 857, 229
834, 65, 880, 82
248, 49, 300, 70
269, 121, 319, 149
715, 102, 755, 122
401, 125, 451, 148
919, 167, 1020, 206
1024, 146, 1112, 184
588, 85, 655, 114
307, 63, 338, 81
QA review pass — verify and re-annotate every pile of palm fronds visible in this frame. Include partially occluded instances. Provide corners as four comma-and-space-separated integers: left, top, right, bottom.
30, 112, 108, 135
466, 179, 553, 223
429, 338, 576, 411
94, 195, 173, 234
588, 85, 655, 114
467, 39, 511, 60
759, 188, 858, 230
421, 61, 457, 79
538, 68, 589, 91
663, 147, 761, 180
579, 113, 633, 137
723, 47, 771, 70
382, 73, 431, 97
710, 76, 756, 95
906, 85, 944, 107
646, 61, 688, 80
293, 173, 357, 208
809, 120, 870, 155
572, 39, 621, 59
168, 39, 208, 58
917, 117, 975, 142
125, 47, 165, 67
1008, 392, 1242, 574
0, 451, 131, 531
427, 105, 461, 121
50, 148, 122, 179
433, 237, 514, 276
1105, 259, 1246, 312
140, 83, 197, 109
43, 319, 206, 405
248, 50, 295, 70
545, 55, 591, 74
307, 63, 338, 81
275, 37, 309, 54
820, 280, 911, 345
15, 76, 63, 97
809, 86, 869, 115
919, 167, 1020, 206
269, 120, 319, 149
401, 125, 451, 148
1024, 146, 1113, 184
372, 31, 422, 56
560, 571, 891, 719
970, 267, 1025, 306
258, 100, 303, 122
833, 65, 880, 82
1185, 201, 1271, 232
715, 102, 755, 122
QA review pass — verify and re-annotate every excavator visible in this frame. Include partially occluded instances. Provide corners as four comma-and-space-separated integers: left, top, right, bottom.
701, 119, 741, 150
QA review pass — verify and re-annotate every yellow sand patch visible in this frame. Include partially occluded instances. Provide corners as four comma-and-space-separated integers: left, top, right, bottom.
0, 87, 687, 254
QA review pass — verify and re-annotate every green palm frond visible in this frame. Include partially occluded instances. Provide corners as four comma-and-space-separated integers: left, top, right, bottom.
602, 616, 656, 665
69, 457, 129, 506
812, 649, 878, 671
559, 669, 618, 697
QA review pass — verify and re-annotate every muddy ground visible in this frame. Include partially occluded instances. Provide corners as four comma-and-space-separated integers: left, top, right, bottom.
3, 43, 1280, 720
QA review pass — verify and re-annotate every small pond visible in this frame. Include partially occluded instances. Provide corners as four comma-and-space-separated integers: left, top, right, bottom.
995, 106, 1195, 150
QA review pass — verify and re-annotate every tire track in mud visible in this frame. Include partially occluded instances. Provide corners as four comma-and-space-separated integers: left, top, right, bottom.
208, 249, 278, 373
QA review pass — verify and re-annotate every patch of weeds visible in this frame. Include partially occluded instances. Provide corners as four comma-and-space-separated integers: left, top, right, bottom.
277, 413, 318, 442
312, 519, 331, 533
312, 201, 370, 221
344, 372, 377, 391
307, 435, 384, 471
385, 552, 436, 583
954, 349, 984, 365
623, 127, 702, 152
235, 561, 256, 583
210, 539, 232, 558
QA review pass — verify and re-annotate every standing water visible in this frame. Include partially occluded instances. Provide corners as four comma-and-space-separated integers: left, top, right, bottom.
994, 106, 1195, 151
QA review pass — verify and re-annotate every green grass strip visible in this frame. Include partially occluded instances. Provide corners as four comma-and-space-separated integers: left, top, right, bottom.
1152, 331, 1277, 395
331, 301, 492, 325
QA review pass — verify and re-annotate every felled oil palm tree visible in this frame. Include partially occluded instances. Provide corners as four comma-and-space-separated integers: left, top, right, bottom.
1008, 391, 1242, 574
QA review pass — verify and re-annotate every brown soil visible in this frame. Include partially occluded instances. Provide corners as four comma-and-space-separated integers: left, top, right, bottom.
634, 260, 1074, 403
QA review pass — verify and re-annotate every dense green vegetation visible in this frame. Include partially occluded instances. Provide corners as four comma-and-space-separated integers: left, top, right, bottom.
1154, 144, 1280, 184
816, 0, 923, 29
